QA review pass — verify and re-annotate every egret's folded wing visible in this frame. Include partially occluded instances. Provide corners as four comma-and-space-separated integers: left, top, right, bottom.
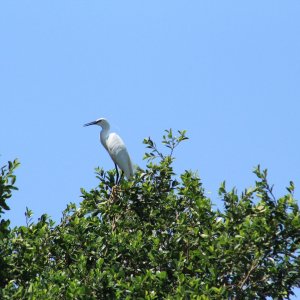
107, 133, 134, 178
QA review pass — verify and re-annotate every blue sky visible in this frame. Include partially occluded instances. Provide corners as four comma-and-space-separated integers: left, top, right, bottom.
1, 0, 299, 295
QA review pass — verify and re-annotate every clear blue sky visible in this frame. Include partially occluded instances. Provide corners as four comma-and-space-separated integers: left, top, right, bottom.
1, 1, 299, 296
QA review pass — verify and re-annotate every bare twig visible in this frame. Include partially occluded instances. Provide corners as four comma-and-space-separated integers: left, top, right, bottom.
238, 260, 259, 290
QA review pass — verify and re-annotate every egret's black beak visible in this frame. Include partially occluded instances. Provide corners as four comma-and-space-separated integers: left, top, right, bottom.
84, 121, 98, 127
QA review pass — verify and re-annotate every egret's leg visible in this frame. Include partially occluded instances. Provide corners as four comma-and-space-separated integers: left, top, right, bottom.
119, 171, 124, 184
114, 163, 119, 185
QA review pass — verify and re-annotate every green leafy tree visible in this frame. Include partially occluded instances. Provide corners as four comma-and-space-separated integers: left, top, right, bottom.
0, 159, 19, 288
0, 131, 299, 299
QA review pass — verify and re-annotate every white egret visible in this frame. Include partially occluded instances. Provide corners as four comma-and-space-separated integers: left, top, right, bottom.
84, 118, 134, 183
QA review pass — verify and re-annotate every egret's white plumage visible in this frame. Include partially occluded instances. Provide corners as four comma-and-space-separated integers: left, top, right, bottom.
84, 118, 134, 180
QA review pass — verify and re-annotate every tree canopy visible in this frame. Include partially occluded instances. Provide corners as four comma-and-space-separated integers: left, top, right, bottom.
0, 130, 299, 299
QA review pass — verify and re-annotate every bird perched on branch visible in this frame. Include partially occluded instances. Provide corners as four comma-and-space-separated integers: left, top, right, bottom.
84, 118, 134, 184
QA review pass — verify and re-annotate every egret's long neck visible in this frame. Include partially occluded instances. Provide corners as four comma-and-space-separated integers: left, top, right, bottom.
100, 126, 110, 151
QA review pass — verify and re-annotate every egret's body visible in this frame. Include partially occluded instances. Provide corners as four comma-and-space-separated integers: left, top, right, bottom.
84, 118, 134, 181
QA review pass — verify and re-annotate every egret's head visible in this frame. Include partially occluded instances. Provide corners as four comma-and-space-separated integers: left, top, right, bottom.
84, 118, 110, 129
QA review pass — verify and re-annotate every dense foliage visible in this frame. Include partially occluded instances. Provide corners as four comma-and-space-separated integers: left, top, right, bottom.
0, 131, 299, 299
